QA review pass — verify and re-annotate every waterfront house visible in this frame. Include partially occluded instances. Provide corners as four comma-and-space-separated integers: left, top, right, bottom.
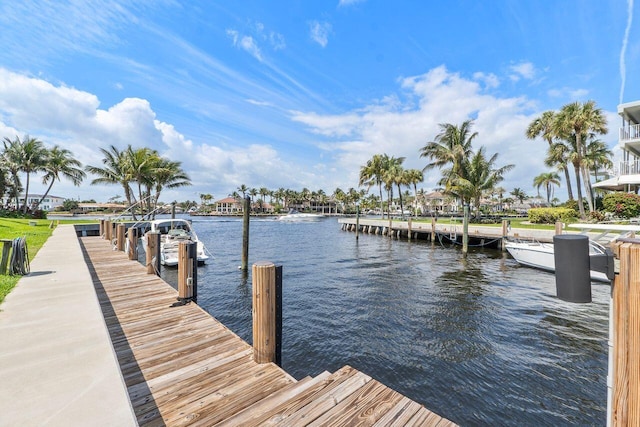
593, 100, 640, 192
2, 194, 65, 211
214, 197, 243, 214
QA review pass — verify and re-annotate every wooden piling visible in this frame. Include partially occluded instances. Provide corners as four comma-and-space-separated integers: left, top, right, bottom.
611, 241, 640, 425
104, 220, 112, 241
462, 204, 469, 254
99, 219, 104, 238
253, 261, 278, 364
501, 219, 509, 251
146, 231, 161, 275
355, 205, 360, 240
408, 217, 412, 241
0, 239, 12, 274
127, 227, 138, 260
241, 196, 250, 272
178, 241, 197, 303
431, 217, 436, 242
555, 221, 563, 235
116, 224, 125, 251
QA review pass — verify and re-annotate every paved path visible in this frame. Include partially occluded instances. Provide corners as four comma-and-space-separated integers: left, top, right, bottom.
0, 225, 137, 427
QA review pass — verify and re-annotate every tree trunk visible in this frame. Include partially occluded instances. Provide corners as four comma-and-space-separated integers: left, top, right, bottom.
23, 173, 30, 213
580, 165, 594, 213
563, 165, 574, 200
573, 164, 585, 219
396, 184, 404, 219
378, 184, 384, 219
36, 180, 56, 210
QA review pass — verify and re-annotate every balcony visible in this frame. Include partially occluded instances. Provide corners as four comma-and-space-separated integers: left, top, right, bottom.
620, 123, 640, 143
616, 160, 640, 176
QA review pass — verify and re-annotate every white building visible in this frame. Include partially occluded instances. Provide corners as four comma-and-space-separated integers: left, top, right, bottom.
593, 100, 640, 192
2, 194, 66, 211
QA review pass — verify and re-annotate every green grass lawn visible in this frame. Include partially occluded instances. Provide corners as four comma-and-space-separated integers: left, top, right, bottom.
0, 218, 97, 304
0, 218, 56, 303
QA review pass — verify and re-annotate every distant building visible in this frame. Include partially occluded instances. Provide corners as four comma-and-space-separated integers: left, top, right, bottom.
77, 203, 126, 213
214, 197, 243, 214
2, 194, 65, 211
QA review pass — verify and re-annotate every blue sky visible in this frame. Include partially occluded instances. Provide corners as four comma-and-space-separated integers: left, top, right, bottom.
0, 0, 637, 203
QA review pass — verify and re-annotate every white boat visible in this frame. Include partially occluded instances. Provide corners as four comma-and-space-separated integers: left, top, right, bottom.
277, 209, 324, 222
140, 219, 210, 267
505, 223, 640, 282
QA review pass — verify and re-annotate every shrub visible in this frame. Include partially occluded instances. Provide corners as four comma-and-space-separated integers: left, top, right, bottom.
602, 192, 640, 219
528, 207, 578, 224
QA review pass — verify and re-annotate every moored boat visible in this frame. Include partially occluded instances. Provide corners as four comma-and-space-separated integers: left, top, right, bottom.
505, 223, 640, 282
277, 209, 324, 222
139, 219, 210, 266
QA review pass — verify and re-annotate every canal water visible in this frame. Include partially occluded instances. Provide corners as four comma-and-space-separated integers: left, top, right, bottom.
158, 215, 607, 426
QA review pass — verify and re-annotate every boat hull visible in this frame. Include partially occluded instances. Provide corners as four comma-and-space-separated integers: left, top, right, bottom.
505, 241, 610, 282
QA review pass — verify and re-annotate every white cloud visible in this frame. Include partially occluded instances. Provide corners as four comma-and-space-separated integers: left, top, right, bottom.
292, 65, 566, 195
309, 21, 332, 48
473, 72, 500, 89
227, 29, 263, 61
0, 68, 326, 202
509, 61, 536, 81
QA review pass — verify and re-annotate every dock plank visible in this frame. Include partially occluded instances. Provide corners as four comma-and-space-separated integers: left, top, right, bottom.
79, 236, 454, 426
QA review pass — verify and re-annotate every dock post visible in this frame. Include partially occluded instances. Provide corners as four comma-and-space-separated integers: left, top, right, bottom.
241, 196, 250, 272
104, 220, 112, 241
501, 219, 509, 251
146, 231, 161, 275
178, 241, 198, 303
610, 241, 640, 425
355, 204, 360, 240
431, 217, 436, 242
388, 215, 392, 239
408, 217, 412, 241
252, 261, 282, 365
462, 204, 470, 254
99, 219, 104, 238
127, 227, 138, 260
0, 239, 12, 274
116, 224, 125, 251
555, 221, 563, 235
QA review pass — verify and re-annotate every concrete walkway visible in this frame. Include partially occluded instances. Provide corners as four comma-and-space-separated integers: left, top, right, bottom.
0, 225, 137, 426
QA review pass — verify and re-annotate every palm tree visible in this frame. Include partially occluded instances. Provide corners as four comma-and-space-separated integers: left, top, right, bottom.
359, 154, 389, 218
420, 120, 476, 180
2, 136, 24, 210
125, 146, 158, 214
383, 156, 406, 218
237, 184, 248, 197
150, 158, 191, 216
584, 138, 613, 183
450, 147, 514, 219
527, 111, 574, 200
510, 188, 527, 204
533, 172, 561, 204
36, 146, 86, 210
86, 145, 135, 216
554, 100, 608, 217
404, 169, 424, 217
19, 136, 48, 212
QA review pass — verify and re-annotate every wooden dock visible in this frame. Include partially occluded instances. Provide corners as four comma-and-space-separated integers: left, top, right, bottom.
79, 236, 455, 426
338, 217, 559, 247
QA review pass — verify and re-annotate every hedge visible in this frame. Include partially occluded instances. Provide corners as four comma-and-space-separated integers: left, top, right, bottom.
602, 192, 640, 219
528, 207, 578, 224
